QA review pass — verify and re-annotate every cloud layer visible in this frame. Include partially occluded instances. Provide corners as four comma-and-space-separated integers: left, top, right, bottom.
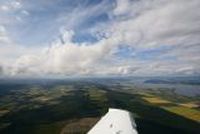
0, 0, 200, 77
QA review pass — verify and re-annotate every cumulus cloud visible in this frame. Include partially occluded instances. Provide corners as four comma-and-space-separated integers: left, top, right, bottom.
8, 30, 112, 76
0, 0, 200, 77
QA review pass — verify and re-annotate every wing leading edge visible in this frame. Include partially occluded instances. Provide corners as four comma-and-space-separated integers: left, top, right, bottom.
87, 108, 138, 134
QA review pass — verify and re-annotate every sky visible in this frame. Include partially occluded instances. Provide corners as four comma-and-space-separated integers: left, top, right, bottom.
0, 0, 200, 77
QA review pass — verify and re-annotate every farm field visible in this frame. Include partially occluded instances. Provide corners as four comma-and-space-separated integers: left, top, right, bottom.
0, 77, 199, 134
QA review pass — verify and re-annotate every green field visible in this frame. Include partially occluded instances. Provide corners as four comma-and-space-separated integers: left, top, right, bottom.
0, 79, 199, 134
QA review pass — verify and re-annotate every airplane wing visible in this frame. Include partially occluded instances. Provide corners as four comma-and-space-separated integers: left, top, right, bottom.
87, 108, 138, 134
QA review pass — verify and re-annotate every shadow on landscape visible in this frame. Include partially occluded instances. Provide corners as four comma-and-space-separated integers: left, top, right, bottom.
106, 90, 200, 134
0, 89, 199, 134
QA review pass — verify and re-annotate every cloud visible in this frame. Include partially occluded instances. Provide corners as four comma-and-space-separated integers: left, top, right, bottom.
113, 0, 131, 16
0, 0, 22, 12
7, 30, 110, 76
0, 0, 200, 77
0, 25, 10, 43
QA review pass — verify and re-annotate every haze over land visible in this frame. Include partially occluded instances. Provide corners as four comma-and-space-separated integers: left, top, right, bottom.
0, 0, 200, 77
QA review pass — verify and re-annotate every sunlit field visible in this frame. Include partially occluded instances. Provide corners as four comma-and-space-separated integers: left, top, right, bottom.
0, 77, 199, 134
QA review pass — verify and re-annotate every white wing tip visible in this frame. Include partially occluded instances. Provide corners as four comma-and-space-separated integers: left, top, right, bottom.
88, 108, 138, 134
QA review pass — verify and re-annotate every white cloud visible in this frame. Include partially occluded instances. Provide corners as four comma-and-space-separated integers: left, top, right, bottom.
0, 0, 29, 25
113, 0, 131, 16
0, 25, 11, 44
1, 5, 9, 11
11, 1, 22, 9
0, 1, 22, 12
0, 0, 200, 77
7, 30, 109, 76
21, 10, 29, 16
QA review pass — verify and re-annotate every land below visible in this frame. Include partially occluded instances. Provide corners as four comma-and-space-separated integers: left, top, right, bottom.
0, 77, 199, 134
